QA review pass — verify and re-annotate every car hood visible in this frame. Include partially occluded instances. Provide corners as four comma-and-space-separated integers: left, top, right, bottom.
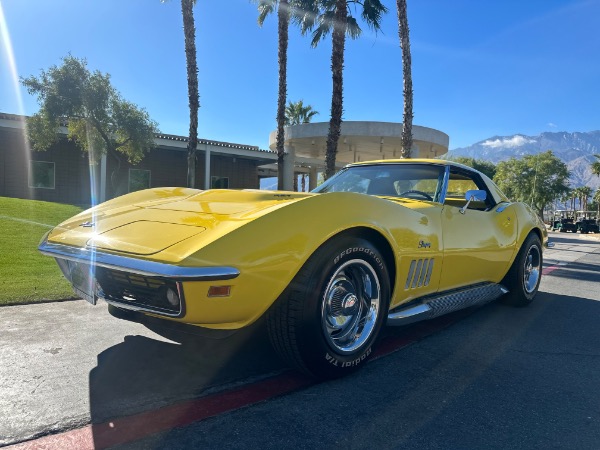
47, 189, 313, 259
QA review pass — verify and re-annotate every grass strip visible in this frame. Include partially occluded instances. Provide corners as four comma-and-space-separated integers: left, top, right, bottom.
0, 196, 83, 305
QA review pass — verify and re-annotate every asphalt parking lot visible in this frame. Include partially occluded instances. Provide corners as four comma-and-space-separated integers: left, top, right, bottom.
2, 231, 600, 449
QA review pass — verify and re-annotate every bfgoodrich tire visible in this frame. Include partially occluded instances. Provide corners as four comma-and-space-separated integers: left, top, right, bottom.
267, 236, 390, 379
501, 233, 542, 307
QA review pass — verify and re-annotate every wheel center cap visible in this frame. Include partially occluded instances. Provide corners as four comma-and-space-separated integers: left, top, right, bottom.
342, 294, 358, 314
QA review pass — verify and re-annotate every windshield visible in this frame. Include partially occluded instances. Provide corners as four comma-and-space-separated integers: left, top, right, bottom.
312, 163, 446, 202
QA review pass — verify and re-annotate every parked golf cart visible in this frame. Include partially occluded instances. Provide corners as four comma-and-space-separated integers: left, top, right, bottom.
552, 210, 577, 232
575, 211, 600, 234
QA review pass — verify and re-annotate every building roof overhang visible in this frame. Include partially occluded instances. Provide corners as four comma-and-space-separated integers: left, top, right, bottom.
269, 121, 449, 164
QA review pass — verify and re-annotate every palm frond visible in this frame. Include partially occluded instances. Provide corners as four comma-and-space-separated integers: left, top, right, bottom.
359, 0, 388, 31
345, 16, 361, 39
291, 0, 320, 33
254, 0, 277, 26
311, 19, 332, 47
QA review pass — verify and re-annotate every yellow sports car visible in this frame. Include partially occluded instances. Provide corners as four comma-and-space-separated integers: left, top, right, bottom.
40, 159, 548, 378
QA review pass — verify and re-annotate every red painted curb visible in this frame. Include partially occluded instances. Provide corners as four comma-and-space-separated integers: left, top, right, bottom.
542, 263, 565, 276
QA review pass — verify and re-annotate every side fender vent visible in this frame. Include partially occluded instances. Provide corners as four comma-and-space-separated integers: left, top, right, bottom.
405, 258, 434, 289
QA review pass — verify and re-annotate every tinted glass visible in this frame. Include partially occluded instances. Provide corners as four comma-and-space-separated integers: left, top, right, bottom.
312, 164, 445, 202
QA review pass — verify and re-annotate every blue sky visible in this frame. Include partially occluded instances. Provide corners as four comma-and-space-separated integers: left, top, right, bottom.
1, 0, 599, 150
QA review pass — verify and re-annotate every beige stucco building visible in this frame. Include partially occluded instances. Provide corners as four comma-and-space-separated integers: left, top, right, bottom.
268, 121, 449, 190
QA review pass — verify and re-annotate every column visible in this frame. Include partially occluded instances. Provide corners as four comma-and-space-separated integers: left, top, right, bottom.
283, 145, 295, 191
309, 166, 318, 191
204, 146, 211, 190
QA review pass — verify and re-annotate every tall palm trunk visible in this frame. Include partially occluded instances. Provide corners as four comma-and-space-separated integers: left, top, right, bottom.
396, 0, 413, 158
325, 0, 347, 180
276, 0, 289, 190
181, 0, 199, 188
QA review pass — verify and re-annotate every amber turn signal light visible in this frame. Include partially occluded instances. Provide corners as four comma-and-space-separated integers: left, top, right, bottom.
207, 285, 231, 297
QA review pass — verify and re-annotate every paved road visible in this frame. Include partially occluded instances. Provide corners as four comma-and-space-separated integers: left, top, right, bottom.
1, 231, 599, 448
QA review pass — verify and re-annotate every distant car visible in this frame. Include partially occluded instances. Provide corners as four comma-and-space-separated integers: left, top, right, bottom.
40, 159, 548, 379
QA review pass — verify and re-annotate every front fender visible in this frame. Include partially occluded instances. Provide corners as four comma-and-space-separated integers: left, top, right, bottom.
171, 193, 430, 329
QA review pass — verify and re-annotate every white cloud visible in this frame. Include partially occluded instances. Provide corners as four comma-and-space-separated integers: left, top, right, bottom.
482, 135, 536, 148
547, 122, 557, 128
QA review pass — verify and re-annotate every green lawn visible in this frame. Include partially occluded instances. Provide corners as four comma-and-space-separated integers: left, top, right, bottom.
0, 197, 83, 305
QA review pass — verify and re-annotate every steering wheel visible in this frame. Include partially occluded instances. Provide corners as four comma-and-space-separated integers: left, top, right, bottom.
399, 190, 433, 201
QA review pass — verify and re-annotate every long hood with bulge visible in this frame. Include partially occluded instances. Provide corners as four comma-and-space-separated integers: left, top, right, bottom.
47, 189, 312, 260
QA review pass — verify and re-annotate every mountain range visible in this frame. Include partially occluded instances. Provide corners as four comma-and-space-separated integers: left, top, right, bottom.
447, 130, 600, 190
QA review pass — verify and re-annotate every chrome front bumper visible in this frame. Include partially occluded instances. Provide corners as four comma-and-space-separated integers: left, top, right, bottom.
39, 234, 240, 281
39, 234, 240, 317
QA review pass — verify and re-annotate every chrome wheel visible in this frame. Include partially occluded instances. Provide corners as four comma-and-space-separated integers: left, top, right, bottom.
523, 244, 541, 294
321, 259, 381, 354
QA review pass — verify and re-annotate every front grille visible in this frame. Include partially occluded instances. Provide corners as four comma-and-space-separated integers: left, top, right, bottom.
95, 267, 184, 316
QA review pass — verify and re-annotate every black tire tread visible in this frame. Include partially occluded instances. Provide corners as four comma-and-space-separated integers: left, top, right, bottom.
267, 267, 313, 375
501, 232, 542, 307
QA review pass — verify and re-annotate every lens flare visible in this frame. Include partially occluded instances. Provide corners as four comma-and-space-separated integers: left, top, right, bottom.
0, 3, 33, 196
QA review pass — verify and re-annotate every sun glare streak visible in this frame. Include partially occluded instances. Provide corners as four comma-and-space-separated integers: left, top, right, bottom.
0, 2, 33, 196
0, 4, 23, 113
85, 121, 99, 207
84, 122, 100, 277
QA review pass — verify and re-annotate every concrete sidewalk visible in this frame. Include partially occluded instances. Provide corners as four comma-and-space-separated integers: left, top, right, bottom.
0, 300, 282, 446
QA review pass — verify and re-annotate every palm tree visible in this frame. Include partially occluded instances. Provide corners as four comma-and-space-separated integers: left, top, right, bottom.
254, 0, 291, 190
295, 0, 388, 179
396, 0, 413, 158
569, 188, 578, 213
181, 0, 199, 188
284, 100, 319, 125
593, 189, 600, 217
591, 154, 600, 178
580, 186, 592, 211
163, 0, 200, 188
571, 186, 588, 212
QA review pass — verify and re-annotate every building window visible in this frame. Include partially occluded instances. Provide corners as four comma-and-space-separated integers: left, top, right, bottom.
29, 161, 55, 189
129, 169, 151, 192
211, 176, 229, 189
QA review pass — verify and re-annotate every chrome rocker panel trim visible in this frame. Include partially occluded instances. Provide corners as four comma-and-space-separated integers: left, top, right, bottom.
39, 237, 240, 281
387, 283, 508, 326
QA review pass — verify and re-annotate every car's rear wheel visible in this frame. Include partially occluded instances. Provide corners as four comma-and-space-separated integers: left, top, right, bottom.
501, 233, 542, 307
267, 236, 390, 379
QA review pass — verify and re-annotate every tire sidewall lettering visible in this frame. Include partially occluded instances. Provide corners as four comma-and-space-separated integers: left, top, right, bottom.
333, 246, 384, 271
325, 347, 372, 368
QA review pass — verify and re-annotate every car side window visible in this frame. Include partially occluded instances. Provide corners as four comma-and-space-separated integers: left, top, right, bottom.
444, 169, 494, 211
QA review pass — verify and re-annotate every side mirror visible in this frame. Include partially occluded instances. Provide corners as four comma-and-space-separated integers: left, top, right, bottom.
460, 190, 487, 215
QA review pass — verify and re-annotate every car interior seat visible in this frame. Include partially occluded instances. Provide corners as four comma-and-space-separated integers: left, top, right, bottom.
367, 177, 397, 196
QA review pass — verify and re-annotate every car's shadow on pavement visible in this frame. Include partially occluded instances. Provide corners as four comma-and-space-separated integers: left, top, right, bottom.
106, 292, 600, 449
85, 250, 600, 449
87, 315, 284, 427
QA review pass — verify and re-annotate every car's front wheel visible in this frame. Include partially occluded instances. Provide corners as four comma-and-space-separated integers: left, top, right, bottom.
501, 233, 542, 307
267, 236, 390, 379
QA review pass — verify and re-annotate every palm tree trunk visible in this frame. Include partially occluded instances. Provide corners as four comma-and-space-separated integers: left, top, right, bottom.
181, 0, 199, 188
276, 0, 289, 190
396, 0, 413, 158
325, 0, 347, 180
